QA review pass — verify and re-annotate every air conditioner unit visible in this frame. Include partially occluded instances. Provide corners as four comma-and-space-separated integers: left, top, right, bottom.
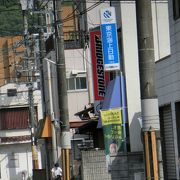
71, 70, 86, 75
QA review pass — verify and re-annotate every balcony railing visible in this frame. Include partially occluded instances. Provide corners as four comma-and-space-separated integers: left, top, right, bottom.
64, 30, 85, 49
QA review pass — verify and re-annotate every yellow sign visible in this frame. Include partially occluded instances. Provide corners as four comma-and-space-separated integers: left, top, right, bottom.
100, 108, 122, 126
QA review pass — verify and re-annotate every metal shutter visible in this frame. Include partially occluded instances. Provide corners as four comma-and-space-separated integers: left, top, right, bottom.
160, 105, 176, 179
0, 107, 29, 129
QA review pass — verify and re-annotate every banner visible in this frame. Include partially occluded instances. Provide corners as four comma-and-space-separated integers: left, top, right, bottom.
100, 108, 124, 170
90, 30, 109, 101
100, 7, 120, 71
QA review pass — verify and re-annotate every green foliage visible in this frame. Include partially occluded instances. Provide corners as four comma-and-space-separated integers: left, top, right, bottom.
0, 1, 23, 36
0, 0, 38, 36
0, 0, 18, 8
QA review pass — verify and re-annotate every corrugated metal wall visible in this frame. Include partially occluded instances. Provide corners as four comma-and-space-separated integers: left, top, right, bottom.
160, 105, 177, 179
0, 107, 29, 129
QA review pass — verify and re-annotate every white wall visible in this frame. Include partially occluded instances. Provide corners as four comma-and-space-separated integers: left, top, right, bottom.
120, 1, 143, 152
0, 83, 43, 120
86, 1, 110, 30
68, 91, 89, 121
65, 49, 90, 121
0, 143, 41, 180
152, 1, 170, 61
0, 129, 30, 138
65, 49, 86, 71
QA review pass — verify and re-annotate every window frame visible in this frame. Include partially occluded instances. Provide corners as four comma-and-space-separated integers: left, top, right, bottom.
67, 75, 87, 92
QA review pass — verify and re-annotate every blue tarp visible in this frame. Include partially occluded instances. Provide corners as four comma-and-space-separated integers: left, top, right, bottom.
97, 75, 123, 128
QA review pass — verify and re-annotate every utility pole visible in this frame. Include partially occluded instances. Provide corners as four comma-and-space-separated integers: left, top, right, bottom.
28, 84, 39, 170
136, 0, 163, 179
37, 0, 46, 117
24, 15, 39, 172
36, 1, 57, 179
54, 0, 71, 180
20, 0, 39, 171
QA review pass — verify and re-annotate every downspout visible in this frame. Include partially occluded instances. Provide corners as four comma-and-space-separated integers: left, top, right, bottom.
47, 61, 58, 163
83, 42, 92, 104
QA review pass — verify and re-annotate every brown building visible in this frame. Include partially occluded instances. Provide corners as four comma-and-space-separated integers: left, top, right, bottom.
0, 36, 25, 86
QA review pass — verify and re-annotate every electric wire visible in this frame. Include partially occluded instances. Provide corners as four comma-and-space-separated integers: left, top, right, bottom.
0, 0, 106, 85
62, 1, 103, 23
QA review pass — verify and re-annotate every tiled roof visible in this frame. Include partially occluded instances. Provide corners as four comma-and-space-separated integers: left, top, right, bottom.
0, 135, 31, 143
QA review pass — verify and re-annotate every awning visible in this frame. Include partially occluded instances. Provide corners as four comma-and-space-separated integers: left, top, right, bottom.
97, 76, 122, 128
76, 119, 98, 134
74, 106, 94, 120
36, 115, 52, 138
70, 120, 89, 128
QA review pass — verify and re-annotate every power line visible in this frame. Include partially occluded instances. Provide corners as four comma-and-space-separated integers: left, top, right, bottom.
62, 1, 103, 23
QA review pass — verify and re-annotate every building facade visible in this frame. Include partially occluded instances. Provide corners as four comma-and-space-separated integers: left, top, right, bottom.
156, 0, 180, 179
0, 83, 43, 180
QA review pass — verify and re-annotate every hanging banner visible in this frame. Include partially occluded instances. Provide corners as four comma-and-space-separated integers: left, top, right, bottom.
100, 108, 124, 170
90, 30, 109, 115
100, 7, 120, 71
90, 30, 109, 101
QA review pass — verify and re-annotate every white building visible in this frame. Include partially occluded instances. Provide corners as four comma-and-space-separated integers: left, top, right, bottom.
0, 83, 43, 180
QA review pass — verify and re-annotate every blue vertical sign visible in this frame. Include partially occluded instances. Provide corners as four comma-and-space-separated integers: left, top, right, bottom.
100, 7, 120, 71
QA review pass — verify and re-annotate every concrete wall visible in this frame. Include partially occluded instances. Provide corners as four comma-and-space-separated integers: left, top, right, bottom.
0, 143, 42, 180
0, 83, 43, 120
81, 150, 144, 180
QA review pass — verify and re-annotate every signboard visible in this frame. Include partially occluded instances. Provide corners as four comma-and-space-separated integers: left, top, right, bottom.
100, 108, 124, 170
90, 30, 109, 101
100, 7, 120, 71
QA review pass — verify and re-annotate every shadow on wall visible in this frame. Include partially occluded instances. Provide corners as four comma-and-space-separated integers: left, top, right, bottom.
129, 112, 143, 151
110, 152, 144, 180
5, 148, 32, 180
7, 155, 22, 180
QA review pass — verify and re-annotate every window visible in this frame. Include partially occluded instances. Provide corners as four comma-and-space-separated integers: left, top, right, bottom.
7, 89, 17, 97
173, 0, 180, 20
67, 76, 87, 91
62, 0, 87, 49
68, 78, 75, 90
76, 77, 87, 89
